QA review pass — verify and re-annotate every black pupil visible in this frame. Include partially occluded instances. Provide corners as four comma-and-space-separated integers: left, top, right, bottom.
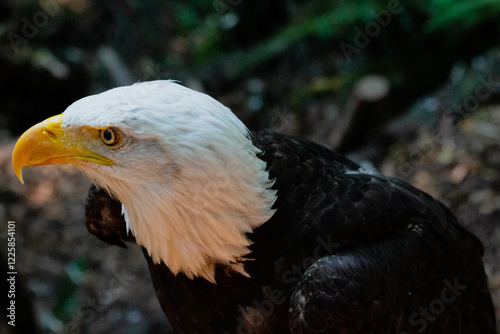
103, 130, 113, 142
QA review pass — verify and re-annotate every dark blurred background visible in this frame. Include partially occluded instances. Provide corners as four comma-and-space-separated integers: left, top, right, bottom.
0, 0, 499, 333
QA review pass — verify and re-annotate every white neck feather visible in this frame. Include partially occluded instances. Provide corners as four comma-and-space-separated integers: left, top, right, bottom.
70, 81, 278, 283
128, 146, 274, 282
85, 134, 276, 283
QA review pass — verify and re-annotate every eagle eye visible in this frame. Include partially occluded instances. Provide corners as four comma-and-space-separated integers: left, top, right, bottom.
100, 128, 121, 146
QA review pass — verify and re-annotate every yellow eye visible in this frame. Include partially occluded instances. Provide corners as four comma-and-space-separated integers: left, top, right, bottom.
100, 128, 121, 146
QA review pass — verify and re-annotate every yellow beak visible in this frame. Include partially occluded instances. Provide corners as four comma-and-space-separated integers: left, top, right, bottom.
12, 114, 114, 184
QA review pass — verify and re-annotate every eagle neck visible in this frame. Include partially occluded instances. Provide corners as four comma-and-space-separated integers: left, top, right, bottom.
98, 139, 277, 283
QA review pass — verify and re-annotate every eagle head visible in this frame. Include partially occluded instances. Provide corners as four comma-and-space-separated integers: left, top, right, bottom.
12, 80, 276, 282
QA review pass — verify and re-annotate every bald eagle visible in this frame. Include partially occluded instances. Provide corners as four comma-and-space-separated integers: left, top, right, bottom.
12, 81, 497, 333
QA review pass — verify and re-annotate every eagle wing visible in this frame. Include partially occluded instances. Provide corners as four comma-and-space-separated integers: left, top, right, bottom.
84, 131, 497, 333
253, 131, 495, 333
85, 185, 133, 248
288, 222, 494, 333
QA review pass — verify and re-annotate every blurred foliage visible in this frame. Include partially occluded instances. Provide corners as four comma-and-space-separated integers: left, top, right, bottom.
425, 0, 500, 31
1, 0, 499, 82
52, 260, 85, 323
0, 0, 498, 115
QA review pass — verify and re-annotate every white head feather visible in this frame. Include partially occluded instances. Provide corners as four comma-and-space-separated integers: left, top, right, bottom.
63, 80, 277, 282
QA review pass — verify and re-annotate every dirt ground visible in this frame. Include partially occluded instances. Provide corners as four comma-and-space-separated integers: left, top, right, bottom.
0, 98, 499, 333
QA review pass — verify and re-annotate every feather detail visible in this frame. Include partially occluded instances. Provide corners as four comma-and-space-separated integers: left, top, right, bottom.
67, 81, 277, 282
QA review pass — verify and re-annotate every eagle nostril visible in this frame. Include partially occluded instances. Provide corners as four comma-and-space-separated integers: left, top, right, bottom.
43, 128, 58, 142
